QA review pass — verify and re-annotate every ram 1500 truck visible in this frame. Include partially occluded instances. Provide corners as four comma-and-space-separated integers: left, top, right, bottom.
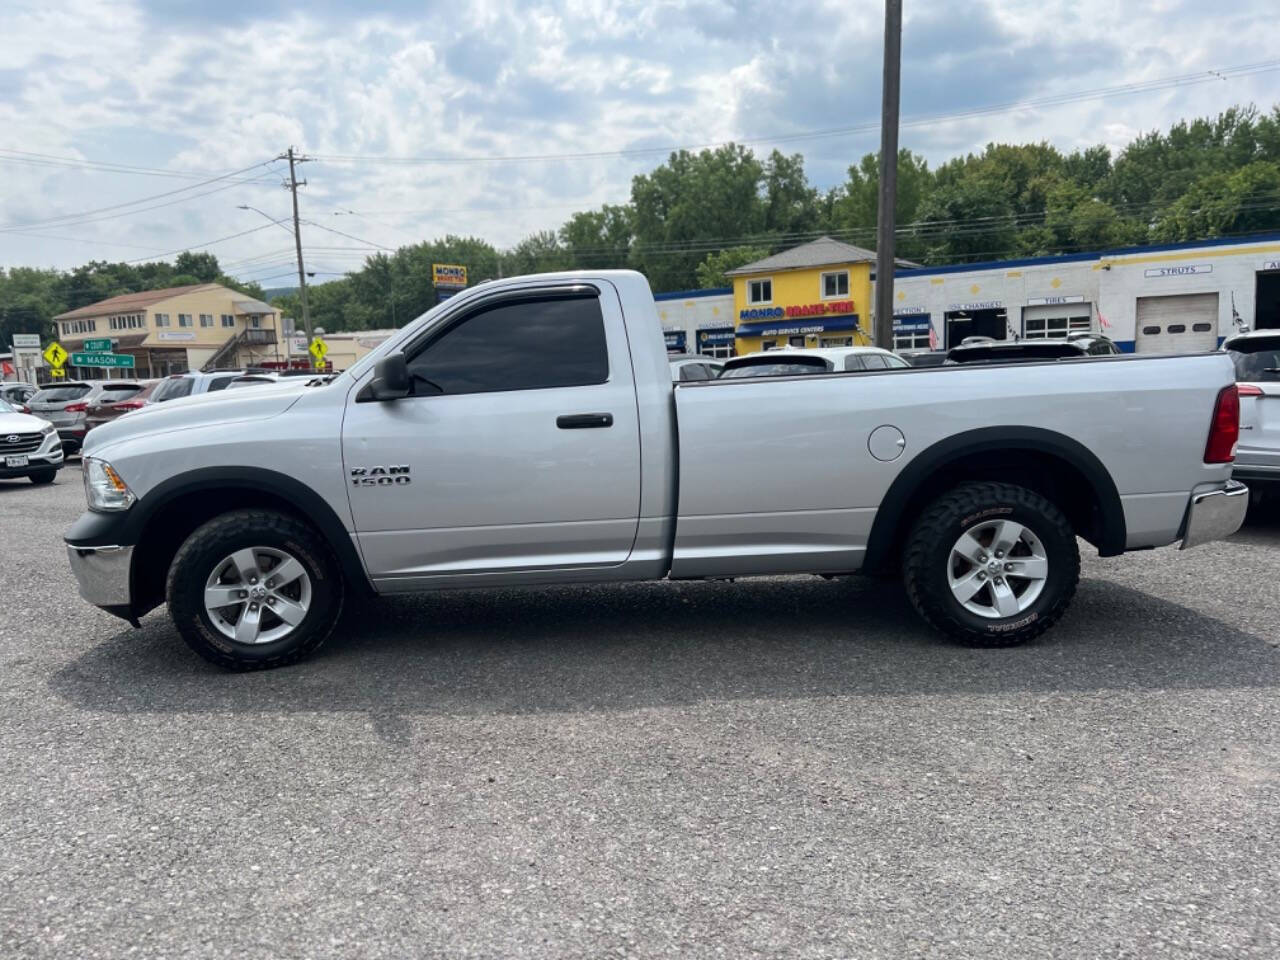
65, 270, 1249, 670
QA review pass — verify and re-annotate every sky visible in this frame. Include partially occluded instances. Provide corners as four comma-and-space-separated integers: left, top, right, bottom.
1, 0, 1278, 288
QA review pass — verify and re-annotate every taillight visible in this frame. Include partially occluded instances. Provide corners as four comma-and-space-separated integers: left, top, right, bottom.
116, 400, 145, 410
1204, 384, 1240, 464
1237, 383, 1264, 397
64, 402, 88, 413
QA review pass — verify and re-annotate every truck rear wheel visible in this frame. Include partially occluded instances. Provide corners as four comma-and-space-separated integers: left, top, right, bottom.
902, 481, 1079, 647
166, 509, 344, 671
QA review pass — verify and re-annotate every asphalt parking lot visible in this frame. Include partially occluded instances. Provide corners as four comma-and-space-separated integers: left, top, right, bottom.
2, 470, 1278, 959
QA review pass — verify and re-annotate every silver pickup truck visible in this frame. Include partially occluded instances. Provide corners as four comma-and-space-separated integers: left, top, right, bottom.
66, 270, 1249, 670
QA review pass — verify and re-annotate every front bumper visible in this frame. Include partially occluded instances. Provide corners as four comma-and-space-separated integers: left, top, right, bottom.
66, 543, 135, 611
1181, 480, 1249, 550
0, 440, 64, 478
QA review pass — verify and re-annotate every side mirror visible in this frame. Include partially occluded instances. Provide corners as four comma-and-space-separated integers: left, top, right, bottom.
366, 352, 411, 401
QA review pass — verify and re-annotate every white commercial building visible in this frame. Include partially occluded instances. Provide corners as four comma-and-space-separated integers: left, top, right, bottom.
880, 232, 1280, 353
653, 287, 736, 358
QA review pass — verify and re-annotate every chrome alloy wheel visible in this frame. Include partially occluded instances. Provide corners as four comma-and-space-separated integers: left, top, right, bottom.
203, 547, 312, 645
946, 518, 1048, 619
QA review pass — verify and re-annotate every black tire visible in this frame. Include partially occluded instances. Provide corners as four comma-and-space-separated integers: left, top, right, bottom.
166, 509, 344, 671
28, 469, 56, 485
902, 481, 1079, 648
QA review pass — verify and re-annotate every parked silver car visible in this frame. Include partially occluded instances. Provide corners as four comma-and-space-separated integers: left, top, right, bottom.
1223, 329, 1280, 494
26, 380, 145, 453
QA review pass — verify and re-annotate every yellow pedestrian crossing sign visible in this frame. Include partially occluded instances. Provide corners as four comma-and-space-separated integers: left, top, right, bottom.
43, 341, 68, 368
308, 337, 328, 363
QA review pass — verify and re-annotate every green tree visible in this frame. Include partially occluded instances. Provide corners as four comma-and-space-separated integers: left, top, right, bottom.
560, 204, 632, 268
694, 245, 770, 289
1149, 160, 1280, 242
629, 144, 766, 290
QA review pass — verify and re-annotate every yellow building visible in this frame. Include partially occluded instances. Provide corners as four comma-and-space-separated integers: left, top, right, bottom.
725, 236, 876, 354
52, 283, 284, 378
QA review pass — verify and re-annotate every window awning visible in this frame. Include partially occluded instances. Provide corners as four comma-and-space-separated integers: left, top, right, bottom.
735, 314, 861, 338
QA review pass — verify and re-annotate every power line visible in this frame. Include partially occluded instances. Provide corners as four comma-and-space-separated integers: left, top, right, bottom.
0, 158, 279, 232
301, 219, 396, 251
0, 148, 278, 183
310, 60, 1280, 167
0, 174, 279, 235
124, 221, 284, 264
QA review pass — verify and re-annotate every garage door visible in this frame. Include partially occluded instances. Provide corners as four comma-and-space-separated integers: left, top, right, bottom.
1135, 293, 1219, 354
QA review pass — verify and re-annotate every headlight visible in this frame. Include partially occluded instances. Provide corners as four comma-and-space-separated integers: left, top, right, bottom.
40, 423, 55, 436
82, 457, 136, 512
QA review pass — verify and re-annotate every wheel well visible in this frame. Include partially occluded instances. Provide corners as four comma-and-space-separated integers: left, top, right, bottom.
865, 446, 1120, 575
130, 487, 347, 617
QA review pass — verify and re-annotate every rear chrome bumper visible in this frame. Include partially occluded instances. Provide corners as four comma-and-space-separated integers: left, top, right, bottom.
1181, 480, 1249, 550
66, 543, 134, 607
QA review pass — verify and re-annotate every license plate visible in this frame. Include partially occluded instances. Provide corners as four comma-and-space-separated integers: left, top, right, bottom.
5, 455, 28, 468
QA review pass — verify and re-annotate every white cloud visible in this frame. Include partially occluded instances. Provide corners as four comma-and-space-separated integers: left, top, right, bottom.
0, 0, 1276, 281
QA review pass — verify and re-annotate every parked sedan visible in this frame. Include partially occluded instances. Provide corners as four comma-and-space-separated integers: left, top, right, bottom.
26, 380, 145, 453
719, 346, 910, 379
1223, 329, 1280, 494
84, 379, 161, 431
0, 397, 64, 484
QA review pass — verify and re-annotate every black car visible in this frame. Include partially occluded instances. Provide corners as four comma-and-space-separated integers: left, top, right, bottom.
945, 335, 1121, 366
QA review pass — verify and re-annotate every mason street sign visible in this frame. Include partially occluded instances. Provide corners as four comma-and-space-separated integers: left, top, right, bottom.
70, 352, 135, 368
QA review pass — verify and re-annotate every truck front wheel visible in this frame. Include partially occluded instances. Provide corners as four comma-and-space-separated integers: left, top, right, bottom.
902, 481, 1080, 647
166, 509, 345, 670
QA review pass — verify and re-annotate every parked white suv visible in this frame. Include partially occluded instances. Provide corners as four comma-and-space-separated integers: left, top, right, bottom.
149, 370, 245, 402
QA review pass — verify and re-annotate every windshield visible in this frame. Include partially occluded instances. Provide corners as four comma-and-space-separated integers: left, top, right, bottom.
1227, 338, 1280, 382
720, 357, 832, 379
152, 377, 194, 401
31, 384, 92, 402
0, 398, 14, 414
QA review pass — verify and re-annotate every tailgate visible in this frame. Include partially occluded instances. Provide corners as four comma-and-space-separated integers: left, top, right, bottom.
1238, 380, 1280, 468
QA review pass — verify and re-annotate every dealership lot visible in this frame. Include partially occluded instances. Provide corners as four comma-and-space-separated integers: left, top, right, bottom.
2, 475, 1278, 958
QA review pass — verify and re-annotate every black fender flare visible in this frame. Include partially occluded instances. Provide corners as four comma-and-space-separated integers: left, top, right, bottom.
862, 426, 1127, 572
65, 465, 370, 591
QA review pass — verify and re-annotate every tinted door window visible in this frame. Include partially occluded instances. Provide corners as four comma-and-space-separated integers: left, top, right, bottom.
860, 354, 889, 370
408, 294, 608, 396
679, 364, 710, 382
206, 376, 237, 392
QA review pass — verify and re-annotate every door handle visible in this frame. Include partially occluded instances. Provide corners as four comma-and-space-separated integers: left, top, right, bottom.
557, 413, 613, 429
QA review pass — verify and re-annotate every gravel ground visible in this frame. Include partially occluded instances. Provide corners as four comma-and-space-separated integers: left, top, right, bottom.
1, 471, 1277, 959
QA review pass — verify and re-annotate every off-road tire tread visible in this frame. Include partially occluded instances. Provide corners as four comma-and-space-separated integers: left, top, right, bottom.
902, 481, 1079, 648
167, 509, 343, 671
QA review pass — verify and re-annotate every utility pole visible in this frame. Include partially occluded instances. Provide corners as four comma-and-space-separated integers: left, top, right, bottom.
873, 0, 903, 350
284, 146, 315, 369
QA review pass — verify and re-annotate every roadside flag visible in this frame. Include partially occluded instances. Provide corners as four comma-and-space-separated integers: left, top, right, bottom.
1, 360, 12, 377
1098, 308, 1112, 330
928, 325, 938, 350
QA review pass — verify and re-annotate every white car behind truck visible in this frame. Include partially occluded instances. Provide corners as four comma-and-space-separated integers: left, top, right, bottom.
66, 270, 1248, 670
